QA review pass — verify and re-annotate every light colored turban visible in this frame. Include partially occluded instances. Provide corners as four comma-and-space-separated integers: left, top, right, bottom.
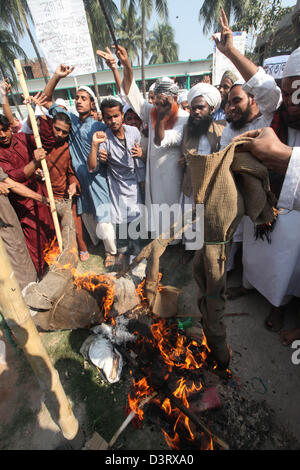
178, 90, 188, 104
187, 83, 221, 110
282, 47, 300, 78
154, 77, 179, 96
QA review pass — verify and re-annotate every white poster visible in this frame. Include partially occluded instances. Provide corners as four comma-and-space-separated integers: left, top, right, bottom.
263, 55, 290, 80
27, 0, 97, 76
212, 31, 247, 86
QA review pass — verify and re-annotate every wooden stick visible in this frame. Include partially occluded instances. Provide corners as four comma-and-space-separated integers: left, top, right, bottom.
0, 235, 80, 442
108, 392, 157, 448
14, 59, 63, 252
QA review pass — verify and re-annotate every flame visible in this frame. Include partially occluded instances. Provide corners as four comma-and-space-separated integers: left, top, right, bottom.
128, 377, 152, 420
43, 236, 60, 266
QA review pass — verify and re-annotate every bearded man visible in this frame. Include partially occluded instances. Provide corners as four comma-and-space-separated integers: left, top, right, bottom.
214, 9, 300, 334
213, 70, 238, 121
114, 45, 189, 240
180, 83, 225, 263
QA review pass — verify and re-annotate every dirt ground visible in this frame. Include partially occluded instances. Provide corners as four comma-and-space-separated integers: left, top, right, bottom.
1, 242, 300, 451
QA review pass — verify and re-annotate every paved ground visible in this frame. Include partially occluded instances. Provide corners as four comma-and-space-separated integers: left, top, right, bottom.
1, 244, 300, 450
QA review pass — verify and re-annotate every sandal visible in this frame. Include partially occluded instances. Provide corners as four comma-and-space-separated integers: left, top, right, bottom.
80, 251, 90, 262
104, 252, 115, 269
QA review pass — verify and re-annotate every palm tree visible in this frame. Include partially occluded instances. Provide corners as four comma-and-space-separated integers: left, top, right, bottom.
115, 6, 143, 65
0, 21, 27, 118
199, 0, 250, 34
121, 0, 169, 97
0, 0, 49, 84
147, 23, 179, 64
84, 0, 119, 107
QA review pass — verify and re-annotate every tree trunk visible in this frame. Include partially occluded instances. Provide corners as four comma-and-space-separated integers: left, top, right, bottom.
141, 1, 146, 98
25, 23, 49, 85
92, 72, 102, 110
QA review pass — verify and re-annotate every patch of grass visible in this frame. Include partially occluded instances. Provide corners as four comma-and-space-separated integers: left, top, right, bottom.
0, 402, 37, 449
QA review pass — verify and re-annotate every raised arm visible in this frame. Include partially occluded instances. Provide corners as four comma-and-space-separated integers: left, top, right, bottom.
0, 79, 15, 126
88, 131, 107, 172
212, 9, 258, 82
114, 45, 133, 96
43, 64, 75, 104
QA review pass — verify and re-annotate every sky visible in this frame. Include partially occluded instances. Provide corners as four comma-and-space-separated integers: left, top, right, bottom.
20, 0, 297, 63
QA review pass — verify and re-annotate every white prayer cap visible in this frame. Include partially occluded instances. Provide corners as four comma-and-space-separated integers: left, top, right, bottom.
56, 98, 67, 109
149, 83, 156, 92
154, 77, 179, 96
178, 90, 188, 104
78, 85, 97, 102
187, 83, 221, 110
282, 47, 300, 78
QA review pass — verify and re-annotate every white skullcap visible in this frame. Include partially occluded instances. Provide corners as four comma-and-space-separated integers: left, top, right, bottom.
78, 85, 96, 102
282, 47, 300, 78
187, 83, 221, 110
149, 83, 156, 92
178, 90, 188, 104
55, 98, 67, 109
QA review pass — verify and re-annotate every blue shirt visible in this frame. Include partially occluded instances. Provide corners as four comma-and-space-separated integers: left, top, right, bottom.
213, 107, 226, 121
49, 103, 111, 222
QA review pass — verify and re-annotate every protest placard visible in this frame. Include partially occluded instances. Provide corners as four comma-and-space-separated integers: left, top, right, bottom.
27, 0, 97, 76
212, 31, 247, 85
263, 55, 290, 80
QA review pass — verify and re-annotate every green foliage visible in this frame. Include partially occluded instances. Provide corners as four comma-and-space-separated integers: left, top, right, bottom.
232, 0, 293, 36
199, 0, 251, 34
0, 20, 27, 85
115, 6, 143, 65
231, 0, 294, 58
147, 23, 179, 64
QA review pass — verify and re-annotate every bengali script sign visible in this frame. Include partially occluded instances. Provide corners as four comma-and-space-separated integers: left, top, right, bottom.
263, 55, 290, 80
212, 31, 247, 86
27, 0, 97, 76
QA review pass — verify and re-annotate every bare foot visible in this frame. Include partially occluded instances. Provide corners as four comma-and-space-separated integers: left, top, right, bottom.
226, 286, 253, 300
280, 328, 300, 346
265, 306, 285, 332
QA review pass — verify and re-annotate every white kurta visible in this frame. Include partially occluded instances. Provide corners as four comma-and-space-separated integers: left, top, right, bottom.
123, 80, 189, 237
224, 67, 300, 306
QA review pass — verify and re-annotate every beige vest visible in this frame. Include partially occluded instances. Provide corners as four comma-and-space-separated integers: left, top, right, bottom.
181, 120, 226, 197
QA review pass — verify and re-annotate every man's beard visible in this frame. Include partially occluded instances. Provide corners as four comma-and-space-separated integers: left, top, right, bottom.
230, 102, 252, 130
187, 114, 213, 138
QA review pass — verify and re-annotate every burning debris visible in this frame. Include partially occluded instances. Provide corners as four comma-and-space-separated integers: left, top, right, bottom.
21, 205, 232, 450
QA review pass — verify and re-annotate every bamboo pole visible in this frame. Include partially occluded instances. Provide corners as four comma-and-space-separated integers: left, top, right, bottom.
14, 59, 63, 252
0, 235, 80, 443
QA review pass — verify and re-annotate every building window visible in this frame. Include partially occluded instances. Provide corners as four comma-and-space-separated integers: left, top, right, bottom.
24, 66, 34, 80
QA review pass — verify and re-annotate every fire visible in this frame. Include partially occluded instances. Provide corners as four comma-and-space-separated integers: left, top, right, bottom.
128, 377, 153, 420
43, 236, 116, 323
127, 316, 216, 450
74, 273, 115, 322
43, 236, 60, 266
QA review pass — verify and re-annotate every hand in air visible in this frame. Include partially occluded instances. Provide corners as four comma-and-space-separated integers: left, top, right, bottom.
212, 8, 234, 56
55, 64, 75, 78
97, 47, 117, 70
